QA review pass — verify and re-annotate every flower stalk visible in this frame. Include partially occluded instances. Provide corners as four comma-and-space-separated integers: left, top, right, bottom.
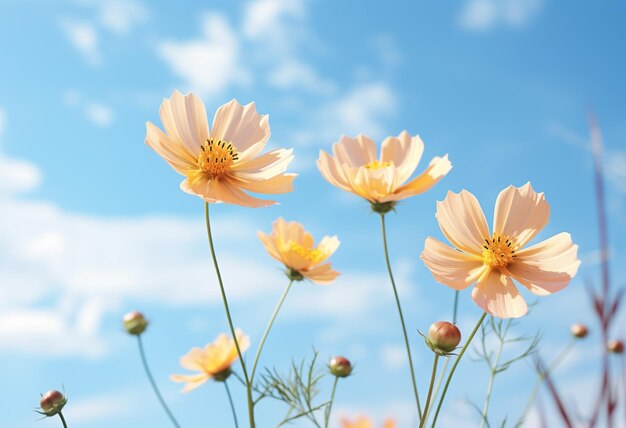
225, 381, 239, 428
419, 354, 440, 428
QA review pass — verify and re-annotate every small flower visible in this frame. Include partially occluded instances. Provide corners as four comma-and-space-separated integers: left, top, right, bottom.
607, 339, 624, 354
38, 390, 67, 417
341, 416, 395, 428
421, 183, 581, 319
329, 356, 353, 377
570, 323, 588, 339
258, 218, 340, 284
146, 91, 296, 208
317, 132, 451, 212
171, 330, 250, 392
425, 321, 461, 354
123, 311, 148, 335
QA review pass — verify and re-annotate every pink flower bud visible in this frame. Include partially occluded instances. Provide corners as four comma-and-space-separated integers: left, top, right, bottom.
608, 339, 624, 354
39, 390, 67, 416
123, 311, 148, 335
570, 323, 588, 339
427, 321, 461, 354
329, 356, 353, 378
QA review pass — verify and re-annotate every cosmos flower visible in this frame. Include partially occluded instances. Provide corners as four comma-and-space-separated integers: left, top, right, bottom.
258, 218, 340, 284
421, 183, 580, 318
341, 416, 395, 428
146, 91, 296, 207
317, 132, 451, 210
170, 330, 250, 392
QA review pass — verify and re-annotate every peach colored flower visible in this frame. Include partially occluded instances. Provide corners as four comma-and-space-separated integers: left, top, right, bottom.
341, 416, 395, 428
170, 329, 250, 392
421, 183, 580, 318
258, 218, 340, 284
317, 132, 451, 207
146, 91, 296, 208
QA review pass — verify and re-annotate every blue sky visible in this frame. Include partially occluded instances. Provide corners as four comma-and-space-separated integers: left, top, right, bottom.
1, 0, 626, 427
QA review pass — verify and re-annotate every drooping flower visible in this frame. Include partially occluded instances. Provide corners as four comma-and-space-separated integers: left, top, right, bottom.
146, 91, 296, 207
421, 183, 580, 319
170, 330, 250, 392
317, 132, 451, 212
258, 218, 340, 284
341, 416, 395, 428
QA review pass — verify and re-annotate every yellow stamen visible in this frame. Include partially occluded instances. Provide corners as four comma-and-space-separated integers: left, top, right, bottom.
482, 234, 517, 268
198, 138, 238, 177
364, 160, 394, 170
289, 242, 327, 264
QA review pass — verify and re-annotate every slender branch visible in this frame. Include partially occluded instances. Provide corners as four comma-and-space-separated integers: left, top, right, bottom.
431, 312, 487, 428
324, 377, 339, 428
379, 213, 422, 418
419, 354, 440, 428
58, 412, 68, 428
137, 336, 181, 428
204, 203, 255, 428
538, 358, 574, 428
480, 324, 506, 428
225, 381, 239, 428
250, 280, 295, 383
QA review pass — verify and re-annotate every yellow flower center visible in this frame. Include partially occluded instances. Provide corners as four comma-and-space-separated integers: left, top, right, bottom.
364, 160, 394, 170
482, 234, 517, 268
198, 138, 239, 177
289, 242, 327, 264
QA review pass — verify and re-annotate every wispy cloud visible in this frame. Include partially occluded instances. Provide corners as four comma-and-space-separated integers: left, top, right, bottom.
458, 0, 542, 32
60, 18, 102, 66
97, 0, 149, 35
85, 102, 114, 127
65, 390, 133, 422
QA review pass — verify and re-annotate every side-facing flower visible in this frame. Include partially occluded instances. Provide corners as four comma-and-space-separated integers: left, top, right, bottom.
341, 416, 395, 428
258, 218, 340, 284
421, 183, 580, 319
146, 90, 296, 207
317, 132, 451, 211
171, 330, 250, 392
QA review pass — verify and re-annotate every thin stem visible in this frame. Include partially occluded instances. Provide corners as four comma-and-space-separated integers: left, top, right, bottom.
432, 312, 487, 428
225, 381, 239, 428
480, 326, 506, 428
325, 377, 340, 428
58, 412, 68, 428
204, 203, 255, 428
137, 336, 181, 428
250, 280, 294, 383
379, 214, 422, 418
419, 354, 440, 428
452, 291, 460, 324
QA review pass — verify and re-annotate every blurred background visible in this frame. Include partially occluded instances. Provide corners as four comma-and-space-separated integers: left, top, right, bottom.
1, 0, 625, 426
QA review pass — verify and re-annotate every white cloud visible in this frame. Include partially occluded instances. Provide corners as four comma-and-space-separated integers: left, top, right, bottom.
60, 19, 102, 66
158, 13, 250, 96
85, 102, 114, 127
0, 153, 42, 194
242, 0, 305, 44
65, 390, 132, 422
459, 0, 542, 31
98, 0, 148, 34
267, 60, 334, 94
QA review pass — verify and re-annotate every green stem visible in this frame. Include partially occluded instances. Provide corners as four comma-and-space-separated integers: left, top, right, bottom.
379, 214, 423, 419
480, 325, 506, 428
250, 280, 294, 383
137, 336, 181, 428
58, 412, 68, 428
204, 203, 255, 428
431, 312, 487, 428
452, 291, 459, 324
225, 381, 239, 428
419, 354, 440, 428
324, 377, 340, 428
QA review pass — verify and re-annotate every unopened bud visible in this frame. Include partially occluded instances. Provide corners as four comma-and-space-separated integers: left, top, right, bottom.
329, 356, 353, 378
39, 390, 67, 416
123, 311, 148, 335
608, 339, 624, 354
570, 323, 588, 339
426, 321, 461, 355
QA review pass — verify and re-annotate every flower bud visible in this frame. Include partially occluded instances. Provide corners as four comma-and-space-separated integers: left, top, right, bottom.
39, 390, 67, 416
123, 311, 148, 335
570, 323, 588, 339
426, 321, 461, 354
329, 356, 353, 378
608, 339, 624, 354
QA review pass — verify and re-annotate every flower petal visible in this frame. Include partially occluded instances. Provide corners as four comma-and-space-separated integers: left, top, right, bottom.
317, 150, 353, 192
471, 269, 528, 318
507, 232, 580, 296
181, 173, 277, 207
345, 165, 398, 202
393, 155, 452, 200
493, 183, 549, 248
159, 91, 208, 156
332, 134, 377, 167
380, 131, 424, 184
232, 148, 294, 177
421, 237, 486, 290
317, 235, 340, 259
145, 121, 198, 175
170, 373, 209, 393
211, 100, 270, 154
230, 173, 296, 195
435, 189, 490, 255
258, 230, 282, 262
302, 262, 340, 285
